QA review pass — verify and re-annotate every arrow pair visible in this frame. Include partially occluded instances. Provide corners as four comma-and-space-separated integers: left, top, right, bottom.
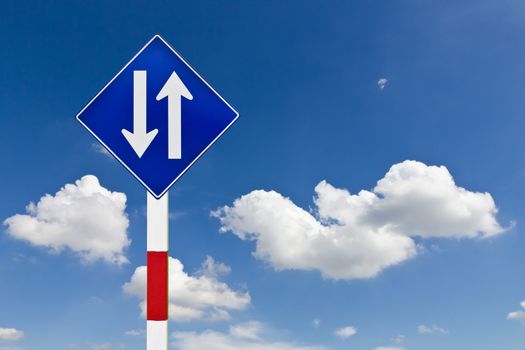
122, 70, 193, 158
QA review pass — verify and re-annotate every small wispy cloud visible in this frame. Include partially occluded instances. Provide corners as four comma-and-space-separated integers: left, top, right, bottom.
334, 326, 357, 339
417, 324, 449, 335
507, 301, 525, 322
392, 335, 405, 344
377, 78, 388, 90
312, 319, 321, 328
10, 252, 37, 264
89, 296, 104, 305
169, 211, 187, 221
374, 334, 406, 350
91, 143, 112, 158
90, 343, 111, 350
125, 329, 145, 336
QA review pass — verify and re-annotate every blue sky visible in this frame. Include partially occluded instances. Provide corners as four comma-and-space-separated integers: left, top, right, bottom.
1, 1, 525, 349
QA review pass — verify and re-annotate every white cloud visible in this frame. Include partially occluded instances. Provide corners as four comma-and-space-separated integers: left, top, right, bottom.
312, 319, 321, 328
124, 329, 145, 336
507, 301, 525, 321
91, 143, 112, 158
89, 296, 104, 305
229, 321, 264, 340
123, 256, 250, 322
334, 326, 357, 339
213, 160, 505, 280
375, 347, 404, 350
198, 256, 232, 278
0, 328, 24, 341
417, 324, 448, 334
507, 311, 525, 320
377, 78, 388, 90
90, 343, 111, 350
169, 211, 187, 221
172, 323, 324, 350
209, 308, 232, 321
392, 335, 405, 344
10, 252, 37, 264
4, 175, 130, 265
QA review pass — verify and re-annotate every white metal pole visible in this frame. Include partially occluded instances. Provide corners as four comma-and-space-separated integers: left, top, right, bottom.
146, 192, 169, 350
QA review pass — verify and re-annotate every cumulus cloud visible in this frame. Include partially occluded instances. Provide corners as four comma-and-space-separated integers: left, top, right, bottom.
417, 324, 448, 334
213, 160, 506, 280
377, 78, 388, 90
0, 328, 24, 341
3, 176, 130, 265
507, 301, 525, 322
334, 326, 357, 339
172, 322, 324, 350
123, 256, 250, 322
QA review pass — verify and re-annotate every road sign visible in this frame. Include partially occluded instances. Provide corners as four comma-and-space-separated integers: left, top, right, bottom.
76, 35, 239, 350
76, 35, 239, 198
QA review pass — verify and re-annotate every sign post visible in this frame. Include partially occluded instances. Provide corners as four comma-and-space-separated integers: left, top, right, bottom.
147, 192, 169, 349
76, 35, 239, 349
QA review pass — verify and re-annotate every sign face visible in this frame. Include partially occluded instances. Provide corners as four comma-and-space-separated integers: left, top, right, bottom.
77, 35, 239, 198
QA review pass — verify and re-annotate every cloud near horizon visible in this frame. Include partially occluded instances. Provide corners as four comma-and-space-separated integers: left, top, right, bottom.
171, 321, 325, 350
213, 160, 506, 280
123, 256, 250, 322
3, 175, 130, 265
0, 327, 24, 341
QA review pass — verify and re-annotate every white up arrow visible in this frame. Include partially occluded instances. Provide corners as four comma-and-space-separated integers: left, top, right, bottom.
156, 71, 193, 159
122, 71, 159, 158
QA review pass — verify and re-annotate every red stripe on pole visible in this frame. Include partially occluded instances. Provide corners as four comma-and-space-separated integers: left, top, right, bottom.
147, 251, 168, 321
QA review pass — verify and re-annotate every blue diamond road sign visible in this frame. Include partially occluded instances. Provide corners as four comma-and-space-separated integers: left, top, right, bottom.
77, 35, 239, 198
